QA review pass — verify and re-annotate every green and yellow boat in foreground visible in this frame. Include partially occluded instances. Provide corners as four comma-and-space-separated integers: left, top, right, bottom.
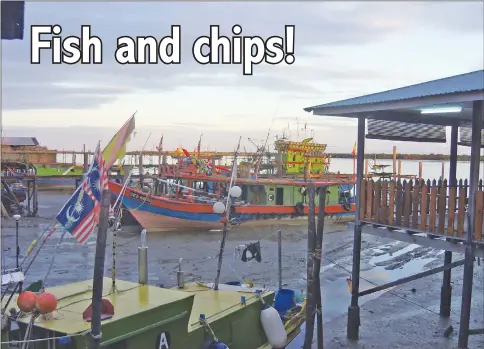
2, 276, 305, 349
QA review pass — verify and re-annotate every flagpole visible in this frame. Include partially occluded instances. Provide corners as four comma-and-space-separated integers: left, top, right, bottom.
90, 189, 111, 349
214, 136, 241, 291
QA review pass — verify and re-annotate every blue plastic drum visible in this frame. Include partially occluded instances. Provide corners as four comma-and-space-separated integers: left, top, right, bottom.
274, 288, 296, 319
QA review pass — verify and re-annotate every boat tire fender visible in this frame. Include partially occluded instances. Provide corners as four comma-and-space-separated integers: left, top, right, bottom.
260, 305, 288, 348
268, 193, 275, 202
295, 202, 304, 215
342, 200, 352, 211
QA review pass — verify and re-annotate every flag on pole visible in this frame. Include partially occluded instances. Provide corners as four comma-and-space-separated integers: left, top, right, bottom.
56, 141, 108, 244
102, 114, 136, 169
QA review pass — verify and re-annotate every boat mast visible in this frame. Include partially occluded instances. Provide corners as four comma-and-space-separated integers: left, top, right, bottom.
254, 113, 276, 179
214, 136, 241, 290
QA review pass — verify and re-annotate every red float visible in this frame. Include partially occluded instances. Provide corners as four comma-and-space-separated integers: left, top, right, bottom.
17, 291, 37, 313
36, 292, 58, 313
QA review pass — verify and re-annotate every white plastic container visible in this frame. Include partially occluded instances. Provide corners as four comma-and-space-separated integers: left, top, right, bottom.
260, 305, 287, 348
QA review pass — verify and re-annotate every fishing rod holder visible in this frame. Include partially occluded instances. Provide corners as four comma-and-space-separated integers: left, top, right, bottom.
177, 258, 184, 289
138, 229, 148, 285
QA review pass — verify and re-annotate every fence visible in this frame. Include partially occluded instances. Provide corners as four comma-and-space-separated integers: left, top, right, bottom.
359, 179, 484, 243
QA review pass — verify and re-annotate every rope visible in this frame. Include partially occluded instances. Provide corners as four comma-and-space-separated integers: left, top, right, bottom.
320, 252, 452, 317
41, 230, 67, 290
199, 318, 218, 342
1, 329, 90, 345
1, 221, 57, 305
56, 285, 140, 311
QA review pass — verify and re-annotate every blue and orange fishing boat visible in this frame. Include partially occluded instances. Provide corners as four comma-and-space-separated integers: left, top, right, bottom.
109, 138, 357, 231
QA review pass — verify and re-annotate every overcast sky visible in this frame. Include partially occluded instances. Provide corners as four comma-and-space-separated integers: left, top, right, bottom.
1, 1, 483, 154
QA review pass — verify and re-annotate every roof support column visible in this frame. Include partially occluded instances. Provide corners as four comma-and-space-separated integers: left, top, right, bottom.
347, 115, 365, 340
458, 100, 482, 349
440, 124, 458, 317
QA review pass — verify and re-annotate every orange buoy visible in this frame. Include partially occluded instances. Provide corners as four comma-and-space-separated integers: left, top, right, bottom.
36, 292, 57, 314
17, 291, 37, 313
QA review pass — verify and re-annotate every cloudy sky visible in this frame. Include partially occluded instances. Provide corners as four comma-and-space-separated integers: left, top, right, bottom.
1, 1, 483, 154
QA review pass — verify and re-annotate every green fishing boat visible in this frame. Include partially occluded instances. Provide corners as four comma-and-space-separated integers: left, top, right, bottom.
1, 276, 305, 349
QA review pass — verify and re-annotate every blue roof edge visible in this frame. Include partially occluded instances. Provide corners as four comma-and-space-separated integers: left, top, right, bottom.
304, 70, 484, 112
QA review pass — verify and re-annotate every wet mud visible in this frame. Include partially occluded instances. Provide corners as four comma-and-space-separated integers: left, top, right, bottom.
1, 192, 483, 348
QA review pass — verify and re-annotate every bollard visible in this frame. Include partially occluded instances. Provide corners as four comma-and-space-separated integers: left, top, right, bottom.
138, 229, 148, 284
177, 258, 185, 288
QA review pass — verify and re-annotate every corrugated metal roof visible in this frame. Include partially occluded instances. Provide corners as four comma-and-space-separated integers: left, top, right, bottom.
1, 137, 39, 146
304, 70, 484, 111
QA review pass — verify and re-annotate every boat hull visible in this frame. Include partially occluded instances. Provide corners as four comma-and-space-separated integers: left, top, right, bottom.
109, 181, 356, 231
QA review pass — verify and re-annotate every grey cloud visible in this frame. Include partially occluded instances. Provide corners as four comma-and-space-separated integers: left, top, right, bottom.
2, 2, 482, 111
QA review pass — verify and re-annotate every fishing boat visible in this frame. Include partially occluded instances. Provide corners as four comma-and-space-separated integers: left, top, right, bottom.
1, 268, 306, 349
110, 138, 356, 231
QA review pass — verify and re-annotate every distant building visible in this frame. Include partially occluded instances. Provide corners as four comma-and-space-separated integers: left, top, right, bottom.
1, 137, 57, 164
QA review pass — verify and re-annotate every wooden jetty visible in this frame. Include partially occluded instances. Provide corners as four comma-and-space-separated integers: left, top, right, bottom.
305, 69, 484, 349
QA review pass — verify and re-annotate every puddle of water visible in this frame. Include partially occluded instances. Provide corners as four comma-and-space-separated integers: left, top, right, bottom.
287, 245, 438, 349
369, 244, 420, 265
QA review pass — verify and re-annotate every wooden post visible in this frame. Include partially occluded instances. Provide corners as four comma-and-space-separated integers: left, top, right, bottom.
314, 186, 327, 349
441, 124, 458, 317
83, 144, 89, 173
393, 146, 397, 181
441, 162, 445, 179
458, 100, 482, 348
303, 186, 317, 349
347, 116, 365, 340
364, 159, 369, 178
90, 190, 111, 349
397, 160, 402, 181
278, 230, 282, 290
138, 154, 144, 188
418, 162, 423, 180
32, 177, 38, 216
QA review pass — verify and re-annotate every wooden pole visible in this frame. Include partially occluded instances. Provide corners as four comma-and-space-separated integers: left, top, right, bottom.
83, 144, 89, 173
458, 100, 482, 348
418, 162, 423, 180
393, 146, 397, 181
441, 162, 445, 179
397, 160, 402, 181
303, 186, 317, 349
278, 229, 282, 290
314, 186, 327, 349
364, 159, 369, 179
139, 154, 144, 188
90, 190, 111, 349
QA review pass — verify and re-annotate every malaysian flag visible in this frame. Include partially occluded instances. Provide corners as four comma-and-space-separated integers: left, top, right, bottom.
56, 142, 109, 244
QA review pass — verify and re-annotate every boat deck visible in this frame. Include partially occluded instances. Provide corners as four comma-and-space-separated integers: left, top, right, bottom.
4, 278, 193, 334
178, 283, 271, 332
3, 278, 272, 335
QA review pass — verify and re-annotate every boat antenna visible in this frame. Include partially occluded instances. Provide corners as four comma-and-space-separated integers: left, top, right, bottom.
254, 110, 277, 178
214, 136, 242, 291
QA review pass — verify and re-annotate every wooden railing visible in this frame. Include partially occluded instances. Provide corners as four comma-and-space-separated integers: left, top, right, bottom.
359, 179, 484, 243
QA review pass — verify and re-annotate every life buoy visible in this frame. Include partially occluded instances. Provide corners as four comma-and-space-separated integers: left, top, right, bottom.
295, 202, 304, 215
268, 193, 275, 201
